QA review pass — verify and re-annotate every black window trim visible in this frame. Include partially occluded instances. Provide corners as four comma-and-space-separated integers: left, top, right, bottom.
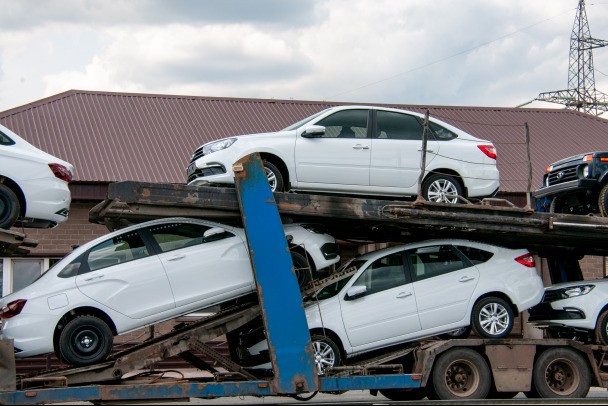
404, 244, 474, 283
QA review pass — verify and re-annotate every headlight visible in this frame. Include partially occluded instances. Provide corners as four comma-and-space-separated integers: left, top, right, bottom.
555, 285, 595, 299
582, 164, 590, 178
202, 138, 236, 155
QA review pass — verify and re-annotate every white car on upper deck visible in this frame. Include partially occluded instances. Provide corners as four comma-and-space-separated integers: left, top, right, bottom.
187, 106, 499, 203
0, 123, 73, 229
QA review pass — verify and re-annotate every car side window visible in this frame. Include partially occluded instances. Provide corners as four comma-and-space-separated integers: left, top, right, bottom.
0, 130, 15, 146
315, 109, 368, 139
429, 122, 458, 141
375, 110, 424, 140
408, 245, 467, 281
352, 251, 409, 295
147, 222, 235, 253
84, 231, 150, 273
455, 245, 494, 265
57, 253, 86, 278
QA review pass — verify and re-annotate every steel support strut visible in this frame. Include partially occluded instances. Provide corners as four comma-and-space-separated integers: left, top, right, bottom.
233, 153, 319, 394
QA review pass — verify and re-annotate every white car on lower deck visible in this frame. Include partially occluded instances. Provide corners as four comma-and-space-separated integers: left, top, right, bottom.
0, 217, 339, 366
228, 239, 544, 373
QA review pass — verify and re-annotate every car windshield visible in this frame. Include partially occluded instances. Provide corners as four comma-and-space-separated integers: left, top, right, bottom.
281, 109, 330, 131
313, 259, 367, 300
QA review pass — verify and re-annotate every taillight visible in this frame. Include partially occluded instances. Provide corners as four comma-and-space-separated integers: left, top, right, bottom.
0, 299, 27, 319
48, 163, 73, 182
478, 145, 497, 160
515, 253, 535, 268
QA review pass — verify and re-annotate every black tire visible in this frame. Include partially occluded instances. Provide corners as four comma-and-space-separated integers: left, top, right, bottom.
596, 310, 608, 345
422, 174, 463, 204
379, 388, 426, 401
471, 297, 514, 339
59, 315, 113, 366
310, 334, 341, 375
599, 183, 608, 217
438, 326, 471, 340
427, 348, 491, 400
531, 347, 591, 398
263, 160, 284, 192
290, 251, 312, 289
0, 184, 19, 229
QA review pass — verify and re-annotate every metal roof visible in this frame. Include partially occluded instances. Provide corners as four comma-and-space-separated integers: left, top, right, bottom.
1, 89, 608, 193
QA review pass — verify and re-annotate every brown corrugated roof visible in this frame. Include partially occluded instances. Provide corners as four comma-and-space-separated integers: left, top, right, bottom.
1, 89, 608, 193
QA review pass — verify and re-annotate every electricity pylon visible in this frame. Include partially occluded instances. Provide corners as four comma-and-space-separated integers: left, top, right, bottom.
536, 0, 608, 115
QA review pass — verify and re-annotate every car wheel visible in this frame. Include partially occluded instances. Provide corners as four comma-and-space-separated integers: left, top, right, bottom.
263, 160, 284, 192
595, 310, 608, 345
379, 388, 426, 401
438, 326, 471, 340
310, 334, 341, 375
0, 184, 20, 229
531, 347, 591, 398
471, 297, 514, 339
290, 251, 312, 289
59, 315, 113, 366
599, 184, 608, 217
427, 348, 491, 400
422, 174, 463, 204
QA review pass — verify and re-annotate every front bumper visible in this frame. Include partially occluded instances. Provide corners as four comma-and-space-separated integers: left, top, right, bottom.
528, 302, 586, 322
532, 179, 598, 199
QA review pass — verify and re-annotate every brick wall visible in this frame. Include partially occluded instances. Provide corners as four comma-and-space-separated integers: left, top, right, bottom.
12, 202, 108, 257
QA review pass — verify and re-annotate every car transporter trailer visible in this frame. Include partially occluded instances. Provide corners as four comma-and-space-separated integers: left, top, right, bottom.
2, 153, 608, 403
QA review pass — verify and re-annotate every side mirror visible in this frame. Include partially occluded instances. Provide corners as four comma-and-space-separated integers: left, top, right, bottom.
345, 285, 367, 300
301, 125, 326, 138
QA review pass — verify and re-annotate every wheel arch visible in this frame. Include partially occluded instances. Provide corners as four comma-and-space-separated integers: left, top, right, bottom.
309, 327, 346, 360
53, 307, 117, 353
259, 153, 290, 189
0, 176, 26, 217
474, 292, 519, 315
422, 169, 467, 197
289, 244, 316, 273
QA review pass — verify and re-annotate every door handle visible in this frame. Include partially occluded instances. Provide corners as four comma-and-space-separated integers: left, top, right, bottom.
396, 292, 413, 298
167, 254, 186, 261
352, 144, 370, 150
417, 148, 434, 153
84, 274, 104, 281
459, 276, 475, 282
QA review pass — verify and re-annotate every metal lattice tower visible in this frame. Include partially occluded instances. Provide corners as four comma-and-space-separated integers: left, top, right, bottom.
536, 0, 608, 115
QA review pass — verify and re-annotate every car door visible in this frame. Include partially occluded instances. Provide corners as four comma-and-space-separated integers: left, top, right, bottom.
294, 108, 371, 188
75, 229, 176, 319
146, 221, 255, 310
407, 245, 479, 330
370, 109, 439, 190
339, 250, 421, 349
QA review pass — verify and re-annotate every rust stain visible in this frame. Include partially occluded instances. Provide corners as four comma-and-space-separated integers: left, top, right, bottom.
266, 199, 275, 203
141, 188, 151, 198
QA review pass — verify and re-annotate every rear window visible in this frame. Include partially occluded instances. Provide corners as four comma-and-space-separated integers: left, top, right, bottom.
455, 245, 494, 265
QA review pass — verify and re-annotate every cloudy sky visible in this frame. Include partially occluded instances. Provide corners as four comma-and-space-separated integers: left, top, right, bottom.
1, 0, 607, 112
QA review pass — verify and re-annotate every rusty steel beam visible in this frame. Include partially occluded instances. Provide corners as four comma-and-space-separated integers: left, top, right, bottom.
89, 181, 608, 256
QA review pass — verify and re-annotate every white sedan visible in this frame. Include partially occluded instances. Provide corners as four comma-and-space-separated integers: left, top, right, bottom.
0, 123, 74, 229
228, 239, 544, 373
187, 105, 500, 203
529, 279, 608, 345
0, 217, 340, 366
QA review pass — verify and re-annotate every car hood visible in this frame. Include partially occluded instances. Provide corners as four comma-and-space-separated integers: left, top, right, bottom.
549, 152, 600, 167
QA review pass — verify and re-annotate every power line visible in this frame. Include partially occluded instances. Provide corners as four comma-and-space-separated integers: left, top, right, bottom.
324, 7, 575, 101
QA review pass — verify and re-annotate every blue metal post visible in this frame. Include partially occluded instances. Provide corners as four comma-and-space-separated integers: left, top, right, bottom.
233, 153, 318, 394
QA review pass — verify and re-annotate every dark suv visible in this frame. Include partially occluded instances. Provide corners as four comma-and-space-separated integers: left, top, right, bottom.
533, 152, 608, 215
